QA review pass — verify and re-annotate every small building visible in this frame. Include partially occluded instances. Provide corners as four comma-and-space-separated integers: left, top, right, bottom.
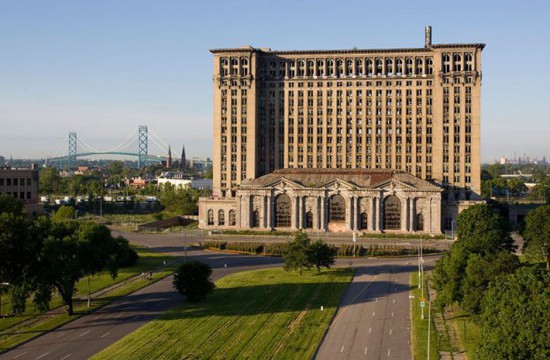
0, 165, 41, 214
198, 168, 442, 234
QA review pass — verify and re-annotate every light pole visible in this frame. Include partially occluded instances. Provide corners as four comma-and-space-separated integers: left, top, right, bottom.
352, 232, 357, 257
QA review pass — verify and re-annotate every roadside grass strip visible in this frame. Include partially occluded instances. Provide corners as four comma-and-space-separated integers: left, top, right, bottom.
93, 267, 352, 360
0, 248, 175, 352
410, 273, 440, 360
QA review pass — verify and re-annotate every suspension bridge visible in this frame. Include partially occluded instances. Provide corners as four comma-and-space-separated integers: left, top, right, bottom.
45, 125, 172, 168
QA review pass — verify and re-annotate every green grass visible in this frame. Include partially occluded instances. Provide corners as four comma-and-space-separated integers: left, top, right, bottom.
93, 267, 353, 360
0, 248, 176, 352
447, 305, 482, 359
410, 273, 440, 360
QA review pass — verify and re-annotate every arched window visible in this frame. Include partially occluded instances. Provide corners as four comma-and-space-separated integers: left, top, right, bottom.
337, 59, 344, 76
346, 59, 353, 75
426, 58, 433, 74
356, 59, 363, 75
396, 58, 403, 74
229, 210, 236, 226
405, 58, 413, 75
464, 53, 473, 71
316, 59, 324, 76
305, 211, 314, 229
386, 58, 393, 74
207, 209, 214, 225
443, 54, 451, 73
218, 209, 225, 226
415, 58, 424, 75
274, 194, 291, 227
251, 210, 260, 228
329, 194, 346, 222
453, 54, 462, 72
375, 58, 383, 74
383, 195, 401, 230
366, 59, 373, 75
297, 60, 305, 77
307, 60, 315, 76
360, 212, 368, 230
327, 59, 334, 76
416, 213, 424, 231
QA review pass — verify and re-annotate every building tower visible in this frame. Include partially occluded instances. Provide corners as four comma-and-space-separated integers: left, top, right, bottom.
166, 145, 172, 168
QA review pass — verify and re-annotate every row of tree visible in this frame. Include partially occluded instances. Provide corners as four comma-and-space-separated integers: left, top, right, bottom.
0, 195, 138, 315
432, 204, 549, 359
283, 231, 337, 275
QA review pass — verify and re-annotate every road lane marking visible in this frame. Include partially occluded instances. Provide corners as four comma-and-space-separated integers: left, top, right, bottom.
100, 332, 110, 338
341, 345, 345, 353
393, 299, 395, 304
115, 313, 122, 318
331, 275, 378, 324
13, 352, 27, 359
391, 312, 394, 318
390, 329, 393, 335
36, 352, 49, 359
364, 347, 368, 355
369, 327, 372, 334
79, 330, 90, 337
59, 354, 72, 360
388, 348, 391, 357
372, 312, 375, 317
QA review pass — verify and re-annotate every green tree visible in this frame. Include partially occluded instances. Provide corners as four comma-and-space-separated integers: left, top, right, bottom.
460, 251, 519, 315
172, 261, 215, 302
0, 193, 25, 215
475, 266, 550, 360
283, 231, 312, 276
432, 243, 471, 308
51, 205, 76, 222
309, 240, 337, 273
522, 205, 550, 270
39, 167, 61, 195
456, 204, 514, 254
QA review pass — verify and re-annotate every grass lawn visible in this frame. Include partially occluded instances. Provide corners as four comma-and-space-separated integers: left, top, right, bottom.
0, 248, 175, 352
410, 273, 440, 360
446, 305, 481, 359
93, 267, 353, 360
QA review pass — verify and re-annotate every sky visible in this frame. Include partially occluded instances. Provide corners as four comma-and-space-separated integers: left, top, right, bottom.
1, 0, 549, 163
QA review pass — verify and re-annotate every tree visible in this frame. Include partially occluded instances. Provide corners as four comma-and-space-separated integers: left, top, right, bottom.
309, 240, 337, 273
0, 193, 25, 215
173, 261, 214, 302
460, 251, 519, 315
522, 205, 550, 270
39, 167, 61, 195
475, 266, 550, 360
283, 231, 312, 276
456, 204, 515, 254
51, 205, 76, 222
34, 221, 129, 314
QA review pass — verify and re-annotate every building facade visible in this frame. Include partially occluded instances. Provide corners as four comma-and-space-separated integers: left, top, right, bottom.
198, 169, 442, 234
201, 27, 484, 233
0, 166, 41, 215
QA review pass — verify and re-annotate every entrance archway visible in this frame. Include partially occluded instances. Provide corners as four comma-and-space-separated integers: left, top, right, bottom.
383, 195, 401, 230
274, 194, 291, 227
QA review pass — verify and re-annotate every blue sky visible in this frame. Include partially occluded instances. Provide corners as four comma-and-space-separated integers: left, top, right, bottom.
1, 0, 549, 162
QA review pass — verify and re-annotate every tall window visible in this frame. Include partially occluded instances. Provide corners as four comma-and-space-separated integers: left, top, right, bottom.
218, 210, 225, 226
383, 195, 401, 230
329, 194, 346, 222
207, 209, 214, 225
305, 211, 314, 229
274, 194, 291, 227
417, 213, 424, 231
229, 210, 236, 226
360, 212, 368, 230
252, 210, 260, 228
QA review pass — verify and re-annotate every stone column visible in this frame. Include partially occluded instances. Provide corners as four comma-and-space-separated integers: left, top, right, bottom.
410, 197, 416, 232
401, 196, 408, 232
355, 196, 360, 231
263, 196, 268, 229
372, 197, 377, 231
378, 194, 384, 231
266, 194, 272, 230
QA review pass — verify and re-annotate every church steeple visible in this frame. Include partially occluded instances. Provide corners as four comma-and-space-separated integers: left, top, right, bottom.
181, 144, 187, 170
166, 145, 172, 168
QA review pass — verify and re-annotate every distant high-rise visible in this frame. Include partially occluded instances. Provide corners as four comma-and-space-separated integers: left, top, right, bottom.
166, 145, 172, 168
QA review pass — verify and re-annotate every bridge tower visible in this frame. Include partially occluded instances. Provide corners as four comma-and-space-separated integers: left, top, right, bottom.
138, 125, 148, 168
68, 132, 77, 169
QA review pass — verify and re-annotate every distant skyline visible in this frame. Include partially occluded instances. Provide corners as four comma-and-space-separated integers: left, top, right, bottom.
1, 0, 549, 162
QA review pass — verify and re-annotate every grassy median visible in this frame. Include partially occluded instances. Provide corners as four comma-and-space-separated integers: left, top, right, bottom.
93, 267, 352, 360
410, 273, 440, 360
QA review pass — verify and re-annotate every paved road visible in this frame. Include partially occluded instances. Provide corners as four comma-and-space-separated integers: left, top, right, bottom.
1, 229, 437, 360
316, 256, 437, 360
0, 248, 282, 360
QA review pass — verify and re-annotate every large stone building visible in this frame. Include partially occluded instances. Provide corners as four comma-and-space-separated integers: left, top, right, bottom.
0, 165, 41, 215
199, 27, 484, 233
